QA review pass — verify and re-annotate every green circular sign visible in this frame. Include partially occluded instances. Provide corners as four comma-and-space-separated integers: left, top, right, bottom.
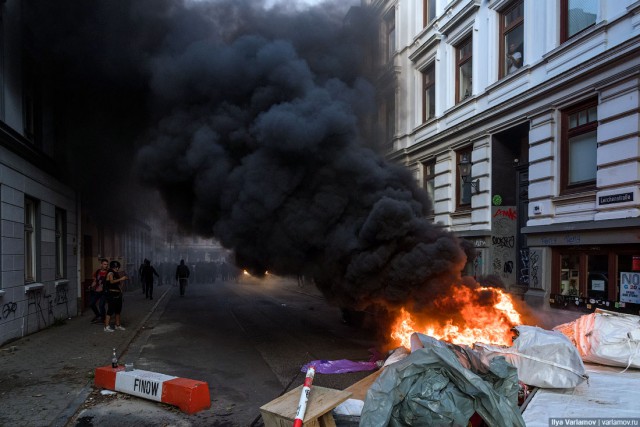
492, 195, 503, 206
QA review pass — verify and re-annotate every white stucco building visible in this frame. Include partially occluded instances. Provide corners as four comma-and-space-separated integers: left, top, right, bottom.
365, 0, 640, 315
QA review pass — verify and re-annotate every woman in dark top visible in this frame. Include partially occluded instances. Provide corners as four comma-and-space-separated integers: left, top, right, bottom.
104, 260, 128, 332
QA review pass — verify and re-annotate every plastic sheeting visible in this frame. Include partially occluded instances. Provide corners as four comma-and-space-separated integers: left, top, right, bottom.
360, 334, 525, 427
554, 309, 640, 370
301, 349, 383, 374
475, 325, 588, 388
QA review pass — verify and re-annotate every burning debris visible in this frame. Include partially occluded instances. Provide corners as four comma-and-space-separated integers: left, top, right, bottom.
390, 286, 523, 348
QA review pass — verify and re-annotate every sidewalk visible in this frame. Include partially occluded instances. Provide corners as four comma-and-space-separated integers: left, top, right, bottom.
0, 284, 173, 427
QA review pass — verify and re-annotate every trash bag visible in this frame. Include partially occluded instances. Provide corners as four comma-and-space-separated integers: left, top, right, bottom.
300, 358, 381, 374
475, 325, 588, 389
360, 334, 525, 427
554, 309, 640, 370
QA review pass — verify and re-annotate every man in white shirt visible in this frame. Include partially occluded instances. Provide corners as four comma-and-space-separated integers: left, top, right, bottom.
507, 43, 522, 74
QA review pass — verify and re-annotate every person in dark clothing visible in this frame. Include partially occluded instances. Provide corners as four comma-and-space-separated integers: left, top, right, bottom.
104, 260, 128, 332
138, 258, 148, 295
175, 259, 190, 296
140, 259, 160, 300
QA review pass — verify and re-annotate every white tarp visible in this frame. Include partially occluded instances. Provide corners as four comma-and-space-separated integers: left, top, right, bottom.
554, 309, 640, 369
522, 363, 640, 425
475, 325, 588, 389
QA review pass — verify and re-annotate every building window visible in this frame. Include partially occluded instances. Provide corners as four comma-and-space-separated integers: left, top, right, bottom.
424, 0, 436, 27
55, 208, 66, 279
423, 160, 436, 216
500, 1, 524, 77
561, 0, 597, 42
457, 148, 473, 208
422, 64, 436, 122
25, 197, 38, 282
456, 36, 472, 103
384, 10, 396, 63
561, 99, 598, 193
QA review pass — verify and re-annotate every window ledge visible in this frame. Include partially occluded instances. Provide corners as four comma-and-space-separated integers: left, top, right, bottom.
0, 290, 5, 298
55, 279, 69, 288
485, 64, 530, 93
443, 94, 477, 116
554, 189, 597, 206
413, 116, 438, 135
24, 283, 45, 293
542, 21, 607, 63
451, 209, 472, 218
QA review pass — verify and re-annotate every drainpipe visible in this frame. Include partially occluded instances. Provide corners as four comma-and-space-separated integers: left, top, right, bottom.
76, 191, 82, 316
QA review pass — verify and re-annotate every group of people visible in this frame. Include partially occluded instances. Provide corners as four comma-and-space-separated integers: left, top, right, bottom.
88, 258, 128, 333
138, 258, 191, 297
88, 258, 193, 332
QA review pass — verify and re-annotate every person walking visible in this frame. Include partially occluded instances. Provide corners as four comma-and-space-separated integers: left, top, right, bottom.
175, 259, 190, 296
89, 258, 108, 324
140, 259, 160, 300
104, 260, 128, 332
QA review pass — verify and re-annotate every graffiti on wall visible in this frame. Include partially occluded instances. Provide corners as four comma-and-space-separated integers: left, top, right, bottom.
517, 248, 541, 289
1, 283, 74, 332
1, 301, 18, 321
491, 206, 517, 285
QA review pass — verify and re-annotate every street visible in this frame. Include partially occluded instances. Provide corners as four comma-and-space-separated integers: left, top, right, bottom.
68, 276, 380, 426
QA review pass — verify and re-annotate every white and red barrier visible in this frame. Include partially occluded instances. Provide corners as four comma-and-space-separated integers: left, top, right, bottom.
95, 366, 211, 414
293, 365, 316, 427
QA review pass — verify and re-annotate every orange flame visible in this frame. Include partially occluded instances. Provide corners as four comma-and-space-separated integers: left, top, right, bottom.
390, 286, 522, 348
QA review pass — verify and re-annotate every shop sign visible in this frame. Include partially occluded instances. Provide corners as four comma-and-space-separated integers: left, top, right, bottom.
619, 272, 640, 304
598, 192, 633, 205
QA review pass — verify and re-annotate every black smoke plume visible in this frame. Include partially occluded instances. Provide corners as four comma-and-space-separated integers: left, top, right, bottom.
28, 0, 468, 311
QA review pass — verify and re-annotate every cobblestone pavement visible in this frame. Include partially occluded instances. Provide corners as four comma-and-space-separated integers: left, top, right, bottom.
0, 284, 173, 427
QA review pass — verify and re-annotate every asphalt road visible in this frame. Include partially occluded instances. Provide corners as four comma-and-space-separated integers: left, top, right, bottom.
68, 275, 381, 426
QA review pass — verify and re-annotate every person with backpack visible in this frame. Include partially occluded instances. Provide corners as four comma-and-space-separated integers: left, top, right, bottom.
89, 258, 109, 324
104, 260, 128, 332
140, 259, 160, 300
175, 260, 190, 296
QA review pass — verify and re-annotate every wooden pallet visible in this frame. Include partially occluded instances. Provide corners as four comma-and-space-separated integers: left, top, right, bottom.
260, 385, 352, 427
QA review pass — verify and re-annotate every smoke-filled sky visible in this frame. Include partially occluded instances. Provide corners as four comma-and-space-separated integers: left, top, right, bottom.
28, 0, 470, 313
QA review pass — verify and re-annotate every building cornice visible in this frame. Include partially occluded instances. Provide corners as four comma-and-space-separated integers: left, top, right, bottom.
439, 0, 481, 35
409, 33, 443, 63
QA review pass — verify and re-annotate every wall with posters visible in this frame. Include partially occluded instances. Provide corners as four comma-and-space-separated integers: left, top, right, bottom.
490, 206, 517, 286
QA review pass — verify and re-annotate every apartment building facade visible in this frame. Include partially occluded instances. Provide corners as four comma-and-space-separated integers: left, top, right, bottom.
0, 1, 81, 344
365, 0, 640, 315
0, 1, 154, 345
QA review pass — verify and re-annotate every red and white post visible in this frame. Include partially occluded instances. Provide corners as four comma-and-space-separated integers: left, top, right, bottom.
293, 365, 316, 427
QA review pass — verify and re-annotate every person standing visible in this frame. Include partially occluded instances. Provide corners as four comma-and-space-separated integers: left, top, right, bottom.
89, 258, 109, 323
175, 260, 190, 296
141, 259, 160, 300
104, 260, 128, 332
506, 42, 522, 74
138, 258, 148, 295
